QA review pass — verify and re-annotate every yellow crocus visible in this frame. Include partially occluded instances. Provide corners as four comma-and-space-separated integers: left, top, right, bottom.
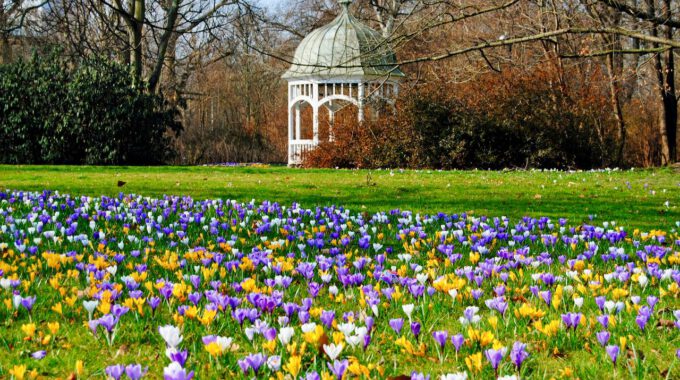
465, 352, 483, 373
10, 365, 27, 380
21, 323, 36, 338
283, 355, 301, 378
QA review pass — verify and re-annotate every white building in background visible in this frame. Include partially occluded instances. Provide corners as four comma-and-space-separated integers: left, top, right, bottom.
282, 0, 405, 166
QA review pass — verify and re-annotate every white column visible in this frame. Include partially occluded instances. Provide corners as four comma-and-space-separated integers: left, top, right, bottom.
295, 103, 301, 140
288, 103, 294, 166
312, 105, 319, 143
329, 107, 335, 142
358, 82, 365, 122
312, 83, 319, 143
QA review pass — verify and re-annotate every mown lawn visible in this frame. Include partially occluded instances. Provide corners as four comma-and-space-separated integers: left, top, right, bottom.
0, 165, 678, 230
0, 166, 679, 380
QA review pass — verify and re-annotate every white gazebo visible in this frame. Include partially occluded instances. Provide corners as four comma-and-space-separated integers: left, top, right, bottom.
282, 0, 405, 166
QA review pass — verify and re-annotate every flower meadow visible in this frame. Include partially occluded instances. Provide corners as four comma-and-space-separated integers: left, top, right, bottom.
0, 190, 679, 380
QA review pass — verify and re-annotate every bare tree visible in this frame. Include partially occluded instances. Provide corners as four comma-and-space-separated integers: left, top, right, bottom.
1, 0, 47, 63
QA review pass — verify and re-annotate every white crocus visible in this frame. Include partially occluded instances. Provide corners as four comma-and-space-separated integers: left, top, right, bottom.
244, 327, 257, 341
402, 304, 415, 322
604, 301, 616, 314
371, 304, 379, 317
573, 297, 584, 309
323, 343, 344, 360
301, 323, 317, 334
354, 326, 368, 340
448, 289, 458, 302
13, 294, 23, 309
337, 322, 356, 337
215, 336, 233, 351
346, 335, 362, 348
83, 300, 99, 320
278, 327, 295, 345
638, 274, 648, 288
0, 278, 11, 290
158, 325, 183, 349
440, 372, 468, 380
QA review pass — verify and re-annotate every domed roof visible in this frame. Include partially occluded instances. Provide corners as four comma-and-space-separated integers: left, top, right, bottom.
282, 0, 405, 80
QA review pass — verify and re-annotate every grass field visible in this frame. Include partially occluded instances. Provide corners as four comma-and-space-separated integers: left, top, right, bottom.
1, 166, 679, 380
0, 165, 678, 230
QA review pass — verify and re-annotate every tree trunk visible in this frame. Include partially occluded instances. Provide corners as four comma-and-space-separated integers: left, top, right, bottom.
0, 33, 12, 64
606, 52, 626, 165
652, 0, 677, 164
129, 0, 145, 87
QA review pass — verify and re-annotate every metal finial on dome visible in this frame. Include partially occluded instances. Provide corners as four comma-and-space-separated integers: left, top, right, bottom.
338, 0, 352, 11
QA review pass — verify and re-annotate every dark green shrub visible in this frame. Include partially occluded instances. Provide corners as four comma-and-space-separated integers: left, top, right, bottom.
0, 53, 181, 165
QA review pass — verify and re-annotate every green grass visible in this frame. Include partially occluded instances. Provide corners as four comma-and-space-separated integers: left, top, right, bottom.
0, 165, 678, 230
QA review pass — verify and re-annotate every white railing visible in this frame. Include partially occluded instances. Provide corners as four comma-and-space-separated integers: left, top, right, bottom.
288, 140, 317, 166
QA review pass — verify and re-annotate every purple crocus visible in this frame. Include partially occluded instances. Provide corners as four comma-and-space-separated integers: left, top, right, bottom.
411, 321, 421, 339
31, 350, 46, 360
105, 364, 125, 380
647, 296, 658, 310
244, 353, 267, 374
148, 297, 161, 311
451, 334, 465, 352
485, 347, 507, 372
410, 372, 430, 380
20, 295, 36, 312
510, 341, 529, 371
561, 312, 582, 330
636, 306, 651, 331
597, 314, 609, 329
389, 318, 404, 335
98, 314, 118, 332
125, 364, 148, 380
596, 331, 610, 347
163, 362, 194, 380
321, 310, 335, 329
606, 345, 620, 365
327, 359, 349, 380
539, 290, 552, 307
432, 330, 448, 350
169, 350, 188, 367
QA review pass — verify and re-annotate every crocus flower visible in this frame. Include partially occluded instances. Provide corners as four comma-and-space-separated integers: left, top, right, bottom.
323, 343, 343, 360
320, 310, 335, 329
561, 312, 582, 330
31, 350, 46, 360
125, 364, 148, 380
606, 345, 620, 365
597, 315, 609, 329
163, 362, 194, 380
245, 353, 267, 374
432, 330, 448, 350
105, 364, 125, 380
440, 373, 468, 380
451, 334, 465, 352
411, 321, 421, 339
484, 347, 507, 372
403, 303, 415, 321
411, 372, 430, 380
159, 325, 183, 349
509, 341, 529, 371
389, 318, 404, 334
168, 350, 188, 367
327, 359, 349, 380
596, 331, 610, 347
83, 300, 99, 320
20, 296, 36, 312
278, 327, 295, 345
